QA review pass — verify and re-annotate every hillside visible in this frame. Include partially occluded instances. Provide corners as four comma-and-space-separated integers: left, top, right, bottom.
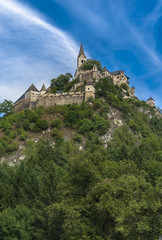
0, 77, 162, 240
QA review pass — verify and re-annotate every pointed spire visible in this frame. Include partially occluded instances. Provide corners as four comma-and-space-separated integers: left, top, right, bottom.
40, 84, 46, 91
78, 42, 86, 58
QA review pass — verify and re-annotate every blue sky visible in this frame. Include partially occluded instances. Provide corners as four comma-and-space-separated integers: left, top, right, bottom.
0, 0, 162, 108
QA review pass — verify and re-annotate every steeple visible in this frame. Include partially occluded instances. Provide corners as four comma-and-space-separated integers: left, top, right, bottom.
78, 42, 86, 58
77, 42, 86, 68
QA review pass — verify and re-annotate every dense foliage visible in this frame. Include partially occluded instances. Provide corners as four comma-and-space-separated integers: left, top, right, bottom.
0, 77, 161, 239
0, 99, 13, 116
79, 59, 102, 72
51, 73, 73, 93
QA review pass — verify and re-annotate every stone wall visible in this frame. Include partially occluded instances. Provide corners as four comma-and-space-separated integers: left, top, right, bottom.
14, 92, 84, 111
78, 69, 101, 83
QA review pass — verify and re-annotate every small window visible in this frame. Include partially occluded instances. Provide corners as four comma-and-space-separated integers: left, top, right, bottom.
88, 88, 90, 90
81, 60, 84, 63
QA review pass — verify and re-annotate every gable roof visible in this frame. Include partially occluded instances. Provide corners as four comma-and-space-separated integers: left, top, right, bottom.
78, 42, 86, 58
40, 84, 46, 91
14, 84, 39, 103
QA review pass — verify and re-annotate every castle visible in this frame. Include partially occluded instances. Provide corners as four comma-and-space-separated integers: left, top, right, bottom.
14, 43, 137, 112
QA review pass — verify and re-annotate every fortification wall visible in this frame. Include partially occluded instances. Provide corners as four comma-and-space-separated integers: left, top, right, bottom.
34, 92, 84, 108
14, 98, 32, 112
14, 92, 84, 111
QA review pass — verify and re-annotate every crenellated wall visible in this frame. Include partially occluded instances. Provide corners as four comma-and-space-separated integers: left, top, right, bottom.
14, 92, 85, 112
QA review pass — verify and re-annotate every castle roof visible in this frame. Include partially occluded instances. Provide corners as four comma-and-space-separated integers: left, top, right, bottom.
46, 86, 51, 93
14, 84, 39, 103
40, 84, 46, 91
78, 42, 86, 58
110, 71, 123, 76
147, 97, 155, 101
103, 67, 109, 72
110, 71, 129, 79
26, 84, 39, 92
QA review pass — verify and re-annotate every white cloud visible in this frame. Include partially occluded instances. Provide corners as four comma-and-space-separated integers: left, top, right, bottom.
53, 0, 162, 68
0, 0, 80, 102
144, 0, 162, 26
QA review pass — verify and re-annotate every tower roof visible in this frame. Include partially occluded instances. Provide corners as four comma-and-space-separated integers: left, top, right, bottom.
78, 42, 86, 58
14, 84, 39, 103
103, 66, 108, 72
26, 84, 39, 93
110, 71, 123, 76
147, 97, 155, 101
40, 84, 46, 91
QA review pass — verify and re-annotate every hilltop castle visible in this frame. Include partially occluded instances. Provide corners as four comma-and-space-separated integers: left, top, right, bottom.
14, 43, 136, 112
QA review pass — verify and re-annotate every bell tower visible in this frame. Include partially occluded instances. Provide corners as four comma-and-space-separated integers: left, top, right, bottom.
77, 42, 86, 68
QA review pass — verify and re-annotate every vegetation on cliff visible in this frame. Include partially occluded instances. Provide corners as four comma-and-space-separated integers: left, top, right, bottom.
79, 59, 102, 72
0, 77, 161, 240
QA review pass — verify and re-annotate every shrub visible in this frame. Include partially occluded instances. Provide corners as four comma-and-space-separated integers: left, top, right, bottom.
93, 99, 103, 110
35, 119, 48, 130
85, 132, 103, 146
51, 128, 64, 140
2, 121, 12, 131
64, 103, 94, 128
9, 131, 17, 139
92, 114, 110, 135
51, 119, 62, 129
19, 129, 28, 141
15, 116, 30, 131
5, 129, 11, 136
121, 83, 128, 91
24, 109, 40, 123
7, 142, 18, 152
99, 104, 110, 118
79, 119, 94, 134
73, 133, 82, 143
128, 119, 138, 132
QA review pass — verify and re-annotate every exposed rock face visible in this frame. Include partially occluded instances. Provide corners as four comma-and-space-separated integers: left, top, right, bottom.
101, 108, 124, 147
1, 144, 25, 166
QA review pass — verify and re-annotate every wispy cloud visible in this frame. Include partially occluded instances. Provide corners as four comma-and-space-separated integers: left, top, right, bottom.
54, 0, 162, 69
144, 0, 162, 26
0, 0, 80, 102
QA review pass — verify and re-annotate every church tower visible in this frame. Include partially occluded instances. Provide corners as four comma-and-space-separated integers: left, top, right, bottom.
77, 42, 86, 68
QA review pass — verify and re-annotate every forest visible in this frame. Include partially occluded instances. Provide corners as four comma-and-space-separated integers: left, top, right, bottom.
0, 77, 161, 240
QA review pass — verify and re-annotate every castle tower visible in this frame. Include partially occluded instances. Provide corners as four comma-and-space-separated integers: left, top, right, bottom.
40, 84, 46, 95
146, 97, 155, 107
84, 83, 95, 101
77, 42, 86, 69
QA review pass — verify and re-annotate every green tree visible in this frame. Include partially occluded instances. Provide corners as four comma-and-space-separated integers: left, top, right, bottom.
0, 205, 34, 240
0, 99, 13, 116
51, 73, 73, 93
80, 59, 102, 72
